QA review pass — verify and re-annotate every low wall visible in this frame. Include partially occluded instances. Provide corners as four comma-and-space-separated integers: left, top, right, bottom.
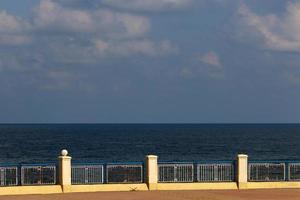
0, 184, 149, 196
64, 184, 149, 193
4, 182, 300, 196
0, 185, 62, 196
240, 182, 300, 190
156, 182, 238, 190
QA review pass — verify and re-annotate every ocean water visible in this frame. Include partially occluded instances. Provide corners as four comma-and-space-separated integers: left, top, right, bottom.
0, 124, 300, 163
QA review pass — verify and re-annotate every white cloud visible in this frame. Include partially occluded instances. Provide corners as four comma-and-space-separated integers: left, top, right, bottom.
93, 39, 179, 57
0, 0, 180, 91
101, 0, 193, 11
33, 0, 150, 38
197, 51, 224, 79
199, 51, 222, 67
0, 11, 30, 33
33, 0, 93, 32
238, 2, 300, 52
0, 10, 31, 45
0, 0, 176, 57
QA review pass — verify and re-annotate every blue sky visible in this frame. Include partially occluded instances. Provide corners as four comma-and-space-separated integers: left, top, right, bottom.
0, 0, 300, 123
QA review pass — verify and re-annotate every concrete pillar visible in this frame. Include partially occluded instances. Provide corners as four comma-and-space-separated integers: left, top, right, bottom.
58, 149, 72, 192
145, 155, 158, 190
237, 154, 248, 189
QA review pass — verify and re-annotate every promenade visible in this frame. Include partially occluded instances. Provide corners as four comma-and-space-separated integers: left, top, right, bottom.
0, 189, 300, 200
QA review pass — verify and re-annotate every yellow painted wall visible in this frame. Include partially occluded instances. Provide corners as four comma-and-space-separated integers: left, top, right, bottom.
157, 182, 238, 190
65, 184, 149, 193
3, 182, 300, 196
0, 185, 62, 196
241, 182, 300, 189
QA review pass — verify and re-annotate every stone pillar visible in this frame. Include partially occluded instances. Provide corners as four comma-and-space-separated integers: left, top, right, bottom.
58, 149, 72, 192
146, 155, 158, 190
237, 154, 248, 189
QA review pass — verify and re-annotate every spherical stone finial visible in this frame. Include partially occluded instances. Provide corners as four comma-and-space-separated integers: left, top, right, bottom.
61, 149, 68, 156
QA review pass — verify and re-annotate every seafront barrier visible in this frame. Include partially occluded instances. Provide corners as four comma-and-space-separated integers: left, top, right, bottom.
1, 150, 300, 195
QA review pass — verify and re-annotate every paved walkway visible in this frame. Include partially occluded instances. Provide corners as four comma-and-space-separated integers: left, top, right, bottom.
1, 189, 300, 200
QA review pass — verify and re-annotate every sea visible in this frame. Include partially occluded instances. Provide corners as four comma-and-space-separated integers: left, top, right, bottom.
0, 124, 299, 164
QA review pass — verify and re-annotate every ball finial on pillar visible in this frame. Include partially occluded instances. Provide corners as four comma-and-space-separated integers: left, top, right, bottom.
61, 149, 68, 156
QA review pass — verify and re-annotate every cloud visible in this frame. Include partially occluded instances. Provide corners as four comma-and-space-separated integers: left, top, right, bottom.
0, 10, 29, 33
0, 0, 179, 91
198, 51, 224, 79
238, 2, 300, 52
33, 0, 150, 38
93, 39, 179, 57
0, 0, 177, 60
180, 51, 224, 80
0, 10, 31, 45
199, 51, 222, 67
101, 0, 193, 11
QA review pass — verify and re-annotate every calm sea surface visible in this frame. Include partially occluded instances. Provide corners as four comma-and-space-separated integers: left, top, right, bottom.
0, 124, 300, 163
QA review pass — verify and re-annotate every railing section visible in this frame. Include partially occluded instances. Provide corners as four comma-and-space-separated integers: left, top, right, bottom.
197, 162, 235, 182
106, 163, 143, 183
71, 164, 104, 184
288, 163, 300, 181
21, 164, 57, 185
158, 163, 194, 183
248, 162, 285, 182
0, 166, 18, 186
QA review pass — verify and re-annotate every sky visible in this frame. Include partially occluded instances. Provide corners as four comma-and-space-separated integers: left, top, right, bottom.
0, 0, 300, 123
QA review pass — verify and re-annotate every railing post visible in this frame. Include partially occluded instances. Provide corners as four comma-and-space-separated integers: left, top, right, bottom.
237, 154, 248, 189
58, 149, 72, 192
146, 155, 158, 190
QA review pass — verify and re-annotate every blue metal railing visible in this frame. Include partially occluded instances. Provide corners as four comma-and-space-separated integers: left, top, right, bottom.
1, 159, 300, 187
106, 162, 144, 184
71, 163, 104, 185
196, 161, 235, 182
247, 160, 300, 182
158, 162, 194, 183
20, 163, 57, 185
157, 160, 236, 183
0, 165, 18, 186
248, 161, 287, 182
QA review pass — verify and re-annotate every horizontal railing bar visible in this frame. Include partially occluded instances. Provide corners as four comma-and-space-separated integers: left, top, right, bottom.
20, 163, 57, 167
106, 162, 144, 165
249, 160, 300, 163
196, 161, 235, 164
72, 163, 105, 166
158, 160, 235, 164
158, 162, 194, 165
0, 164, 19, 167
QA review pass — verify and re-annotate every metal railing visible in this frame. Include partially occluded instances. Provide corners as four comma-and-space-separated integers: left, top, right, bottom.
288, 163, 300, 181
106, 163, 143, 183
158, 163, 194, 183
21, 164, 57, 185
0, 166, 18, 186
2, 159, 300, 187
71, 164, 104, 184
248, 162, 285, 182
197, 162, 235, 182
